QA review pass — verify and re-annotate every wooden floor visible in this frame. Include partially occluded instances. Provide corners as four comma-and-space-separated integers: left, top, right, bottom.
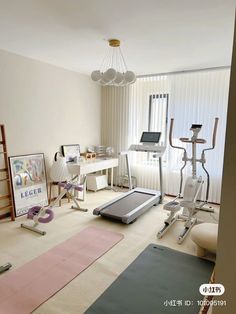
0, 189, 219, 314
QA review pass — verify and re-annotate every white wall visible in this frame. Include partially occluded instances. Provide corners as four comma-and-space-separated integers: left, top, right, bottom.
0, 49, 101, 168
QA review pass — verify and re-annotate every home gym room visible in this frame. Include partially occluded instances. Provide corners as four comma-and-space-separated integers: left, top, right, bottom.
0, 1, 235, 314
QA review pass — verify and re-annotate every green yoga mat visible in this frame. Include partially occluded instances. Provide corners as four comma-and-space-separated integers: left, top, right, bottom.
85, 244, 214, 314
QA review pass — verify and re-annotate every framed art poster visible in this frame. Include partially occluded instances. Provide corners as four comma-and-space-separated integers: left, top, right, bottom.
61, 144, 80, 162
9, 153, 48, 217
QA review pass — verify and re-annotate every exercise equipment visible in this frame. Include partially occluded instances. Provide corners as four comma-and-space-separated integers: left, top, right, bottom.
157, 117, 219, 243
21, 175, 88, 235
85, 244, 214, 314
93, 132, 165, 224
0, 227, 123, 314
129, 131, 166, 154
0, 262, 12, 274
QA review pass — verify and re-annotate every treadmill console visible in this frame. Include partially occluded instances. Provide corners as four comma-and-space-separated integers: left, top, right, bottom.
129, 131, 165, 154
140, 131, 161, 144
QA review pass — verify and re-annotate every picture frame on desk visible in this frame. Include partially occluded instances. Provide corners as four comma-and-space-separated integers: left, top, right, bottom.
61, 144, 80, 163
8, 153, 48, 217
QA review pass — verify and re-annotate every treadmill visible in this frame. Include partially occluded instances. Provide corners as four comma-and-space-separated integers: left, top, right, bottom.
93, 132, 166, 224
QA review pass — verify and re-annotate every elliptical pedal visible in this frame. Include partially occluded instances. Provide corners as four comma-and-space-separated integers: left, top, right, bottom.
163, 201, 181, 212
157, 201, 181, 239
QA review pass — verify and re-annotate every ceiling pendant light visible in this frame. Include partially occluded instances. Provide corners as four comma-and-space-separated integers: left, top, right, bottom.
91, 39, 136, 86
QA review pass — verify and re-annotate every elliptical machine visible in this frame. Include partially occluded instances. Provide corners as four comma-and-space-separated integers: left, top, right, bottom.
157, 117, 219, 243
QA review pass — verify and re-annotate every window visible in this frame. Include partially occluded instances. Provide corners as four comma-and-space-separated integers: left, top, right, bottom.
148, 94, 168, 146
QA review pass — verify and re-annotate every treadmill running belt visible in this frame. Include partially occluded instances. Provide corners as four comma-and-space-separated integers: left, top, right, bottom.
101, 191, 155, 217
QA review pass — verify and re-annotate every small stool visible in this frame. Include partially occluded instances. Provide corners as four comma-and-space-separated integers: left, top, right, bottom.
48, 181, 70, 206
191, 223, 218, 257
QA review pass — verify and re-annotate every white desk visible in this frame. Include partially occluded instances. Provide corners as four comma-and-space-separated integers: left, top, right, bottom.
67, 158, 118, 191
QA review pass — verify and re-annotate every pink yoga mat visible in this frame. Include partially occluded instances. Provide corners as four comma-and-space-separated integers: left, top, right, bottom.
0, 226, 123, 314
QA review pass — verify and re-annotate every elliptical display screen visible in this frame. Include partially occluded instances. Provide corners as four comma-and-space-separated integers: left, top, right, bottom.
191, 124, 202, 129
140, 132, 161, 143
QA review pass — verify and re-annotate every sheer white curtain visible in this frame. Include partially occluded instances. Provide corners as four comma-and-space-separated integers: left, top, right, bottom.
101, 68, 230, 203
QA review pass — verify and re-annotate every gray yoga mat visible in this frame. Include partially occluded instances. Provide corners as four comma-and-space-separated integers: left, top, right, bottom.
85, 244, 214, 314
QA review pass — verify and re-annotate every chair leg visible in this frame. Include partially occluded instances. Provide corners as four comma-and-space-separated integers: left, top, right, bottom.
83, 176, 87, 201
67, 192, 70, 203
49, 183, 52, 203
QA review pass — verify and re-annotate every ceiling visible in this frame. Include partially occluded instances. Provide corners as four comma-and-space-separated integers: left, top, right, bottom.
0, 0, 235, 76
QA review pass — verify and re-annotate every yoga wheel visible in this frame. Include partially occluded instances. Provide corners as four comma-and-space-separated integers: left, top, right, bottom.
27, 206, 54, 223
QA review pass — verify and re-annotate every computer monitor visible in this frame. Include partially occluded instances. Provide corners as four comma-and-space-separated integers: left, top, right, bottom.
140, 132, 161, 144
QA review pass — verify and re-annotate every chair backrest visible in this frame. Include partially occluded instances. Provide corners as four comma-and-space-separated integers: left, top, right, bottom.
50, 152, 70, 182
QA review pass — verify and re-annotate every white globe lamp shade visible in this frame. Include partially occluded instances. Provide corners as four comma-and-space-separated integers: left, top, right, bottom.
103, 68, 117, 83
99, 74, 110, 85
125, 71, 136, 84
91, 70, 102, 82
119, 74, 128, 86
100, 80, 108, 86
101, 73, 111, 83
113, 72, 124, 85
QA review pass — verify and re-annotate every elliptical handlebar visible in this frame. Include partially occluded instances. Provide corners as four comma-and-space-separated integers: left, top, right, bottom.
169, 118, 187, 196
202, 117, 219, 153
200, 117, 219, 203
169, 118, 187, 154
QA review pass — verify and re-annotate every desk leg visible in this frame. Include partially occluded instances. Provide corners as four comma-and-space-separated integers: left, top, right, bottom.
111, 167, 114, 189
105, 168, 108, 187
104, 167, 117, 192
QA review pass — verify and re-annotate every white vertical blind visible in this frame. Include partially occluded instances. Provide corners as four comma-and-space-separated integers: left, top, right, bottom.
101, 86, 131, 182
166, 69, 230, 203
149, 95, 168, 145
101, 68, 230, 203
